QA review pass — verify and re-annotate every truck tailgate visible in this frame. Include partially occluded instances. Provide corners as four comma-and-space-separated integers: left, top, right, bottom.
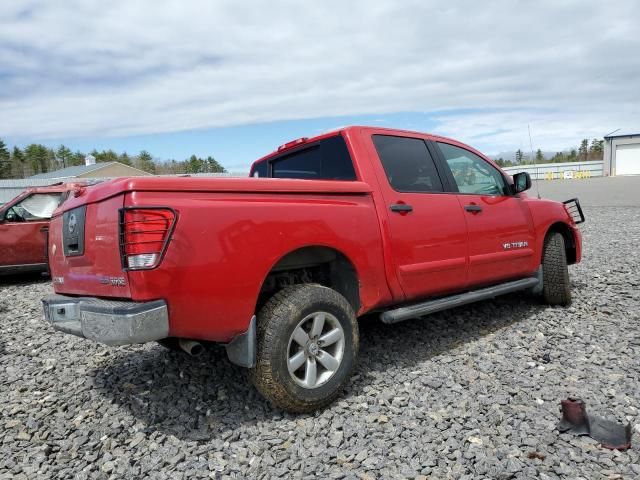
48, 194, 131, 298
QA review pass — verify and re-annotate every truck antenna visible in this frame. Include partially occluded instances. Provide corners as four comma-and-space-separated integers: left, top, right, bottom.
528, 124, 541, 199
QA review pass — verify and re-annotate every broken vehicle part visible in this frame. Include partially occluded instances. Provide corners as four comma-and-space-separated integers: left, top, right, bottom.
558, 398, 632, 450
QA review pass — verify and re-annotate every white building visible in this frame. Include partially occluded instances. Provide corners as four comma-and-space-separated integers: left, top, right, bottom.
603, 132, 640, 176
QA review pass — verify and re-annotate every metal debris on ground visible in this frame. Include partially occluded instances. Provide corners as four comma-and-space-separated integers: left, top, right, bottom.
558, 398, 632, 450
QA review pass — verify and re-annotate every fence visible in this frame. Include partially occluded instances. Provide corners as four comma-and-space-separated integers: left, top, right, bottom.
502, 161, 603, 180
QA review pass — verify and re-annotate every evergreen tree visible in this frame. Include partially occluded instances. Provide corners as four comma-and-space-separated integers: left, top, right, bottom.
92, 149, 119, 163
578, 139, 589, 161
12, 146, 26, 178
206, 156, 226, 173
119, 152, 132, 166
186, 155, 203, 173
515, 149, 524, 164
0, 139, 10, 178
535, 149, 545, 163
588, 138, 604, 160
136, 150, 156, 173
46, 148, 59, 172
56, 145, 72, 169
69, 150, 85, 166
24, 144, 50, 175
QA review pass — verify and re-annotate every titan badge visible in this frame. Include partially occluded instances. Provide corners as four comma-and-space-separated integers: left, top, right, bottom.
503, 241, 529, 250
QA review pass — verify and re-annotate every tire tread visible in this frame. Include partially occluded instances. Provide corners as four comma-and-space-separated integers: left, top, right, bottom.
249, 284, 358, 412
542, 232, 572, 306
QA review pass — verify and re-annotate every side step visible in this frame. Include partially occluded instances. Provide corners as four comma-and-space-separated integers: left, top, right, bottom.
380, 275, 541, 324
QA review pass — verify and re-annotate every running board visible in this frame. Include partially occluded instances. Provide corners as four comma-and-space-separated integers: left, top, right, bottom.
380, 276, 541, 324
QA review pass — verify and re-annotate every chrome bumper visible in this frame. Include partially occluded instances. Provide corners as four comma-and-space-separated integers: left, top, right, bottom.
42, 294, 169, 346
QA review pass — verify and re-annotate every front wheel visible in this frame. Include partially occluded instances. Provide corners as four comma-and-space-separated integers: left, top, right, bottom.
541, 232, 572, 306
249, 284, 359, 412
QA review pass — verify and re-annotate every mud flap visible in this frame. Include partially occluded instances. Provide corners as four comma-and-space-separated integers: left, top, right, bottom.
225, 315, 256, 368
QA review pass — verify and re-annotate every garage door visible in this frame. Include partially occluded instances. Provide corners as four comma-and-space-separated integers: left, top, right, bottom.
616, 143, 640, 175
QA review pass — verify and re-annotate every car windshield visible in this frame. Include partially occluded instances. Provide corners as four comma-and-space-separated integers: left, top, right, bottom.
8, 193, 62, 221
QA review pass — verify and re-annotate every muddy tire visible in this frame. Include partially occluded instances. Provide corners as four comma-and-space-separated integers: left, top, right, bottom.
249, 284, 359, 413
542, 232, 571, 306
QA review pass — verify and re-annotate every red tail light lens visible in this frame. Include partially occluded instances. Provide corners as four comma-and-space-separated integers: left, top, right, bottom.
119, 208, 176, 270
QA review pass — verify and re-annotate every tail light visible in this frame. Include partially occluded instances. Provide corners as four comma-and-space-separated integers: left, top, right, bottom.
119, 208, 176, 270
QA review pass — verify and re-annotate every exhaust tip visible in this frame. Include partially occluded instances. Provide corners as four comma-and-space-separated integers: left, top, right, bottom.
178, 339, 204, 356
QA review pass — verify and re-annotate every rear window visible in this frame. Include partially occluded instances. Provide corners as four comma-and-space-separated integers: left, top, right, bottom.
255, 135, 356, 180
251, 161, 268, 177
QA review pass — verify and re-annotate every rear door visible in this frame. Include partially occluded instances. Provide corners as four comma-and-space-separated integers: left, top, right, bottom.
433, 141, 536, 286
0, 192, 61, 267
368, 133, 469, 301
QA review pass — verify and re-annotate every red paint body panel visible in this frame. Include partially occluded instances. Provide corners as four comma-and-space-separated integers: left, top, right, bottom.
121, 190, 390, 341
0, 184, 80, 271
457, 194, 537, 285
48, 194, 131, 297
48, 126, 582, 343
524, 198, 583, 264
354, 128, 470, 300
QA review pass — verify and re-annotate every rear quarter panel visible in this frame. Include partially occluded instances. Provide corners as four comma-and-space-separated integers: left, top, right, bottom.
126, 190, 391, 342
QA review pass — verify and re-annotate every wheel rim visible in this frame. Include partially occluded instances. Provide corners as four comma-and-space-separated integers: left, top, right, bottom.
287, 311, 345, 389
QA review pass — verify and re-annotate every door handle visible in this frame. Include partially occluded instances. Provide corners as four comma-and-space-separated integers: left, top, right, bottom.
464, 204, 482, 213
390, 204, 413, 213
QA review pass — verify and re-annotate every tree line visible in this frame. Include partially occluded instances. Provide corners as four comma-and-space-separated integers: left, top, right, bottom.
0, 139, 226, 179
495, 138, 605, 168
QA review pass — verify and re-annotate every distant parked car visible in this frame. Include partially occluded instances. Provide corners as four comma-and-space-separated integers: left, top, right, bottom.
0, 183, 80, 275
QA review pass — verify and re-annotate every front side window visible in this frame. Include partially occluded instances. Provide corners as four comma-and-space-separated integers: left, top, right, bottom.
269, 135, 356, 180
438, 143, 508, 195
373, 135, 444, 193
5, 193, 62, 222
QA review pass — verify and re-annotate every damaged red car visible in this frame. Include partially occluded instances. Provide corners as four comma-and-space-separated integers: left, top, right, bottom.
0, 184, 79, 275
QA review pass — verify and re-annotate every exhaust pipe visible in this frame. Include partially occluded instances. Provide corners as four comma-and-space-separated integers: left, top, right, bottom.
178, 339, 204, 356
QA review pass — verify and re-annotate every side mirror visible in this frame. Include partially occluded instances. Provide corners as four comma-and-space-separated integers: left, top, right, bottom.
513, 172, 532, 193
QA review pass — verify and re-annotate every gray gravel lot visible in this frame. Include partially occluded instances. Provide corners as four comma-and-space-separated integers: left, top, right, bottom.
1, 180, 640, 479
535, 176, 640, 207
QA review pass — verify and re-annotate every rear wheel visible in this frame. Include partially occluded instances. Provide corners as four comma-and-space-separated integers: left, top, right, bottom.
249, 284, 359, 412
542, 232, 571, 306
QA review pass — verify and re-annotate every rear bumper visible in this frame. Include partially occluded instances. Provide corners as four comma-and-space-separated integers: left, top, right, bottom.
42, 294, 169, 346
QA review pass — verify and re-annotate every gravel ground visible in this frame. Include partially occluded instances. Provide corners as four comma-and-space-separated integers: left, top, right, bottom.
1, 205, 640, 479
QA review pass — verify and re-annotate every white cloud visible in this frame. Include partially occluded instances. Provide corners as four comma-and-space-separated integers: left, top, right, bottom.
1, 0, 639, 151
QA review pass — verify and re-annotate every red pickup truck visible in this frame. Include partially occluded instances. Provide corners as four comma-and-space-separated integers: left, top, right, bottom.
42, 127, 583, 412
0, 183, 80, 275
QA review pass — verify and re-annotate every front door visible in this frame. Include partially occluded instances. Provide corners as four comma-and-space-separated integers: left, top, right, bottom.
369, 133, 469, 301
434, 141, 536, 287
0, 193, 61, 267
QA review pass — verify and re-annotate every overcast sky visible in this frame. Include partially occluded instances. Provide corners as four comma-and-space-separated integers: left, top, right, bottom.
1, 0, 638, 170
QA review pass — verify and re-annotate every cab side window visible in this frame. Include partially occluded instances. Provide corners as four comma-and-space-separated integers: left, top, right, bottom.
437, 143, 509, 196
373, 135, 444, 193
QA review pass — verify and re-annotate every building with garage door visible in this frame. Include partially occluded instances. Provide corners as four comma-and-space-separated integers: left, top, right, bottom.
603, 132, 640, 176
